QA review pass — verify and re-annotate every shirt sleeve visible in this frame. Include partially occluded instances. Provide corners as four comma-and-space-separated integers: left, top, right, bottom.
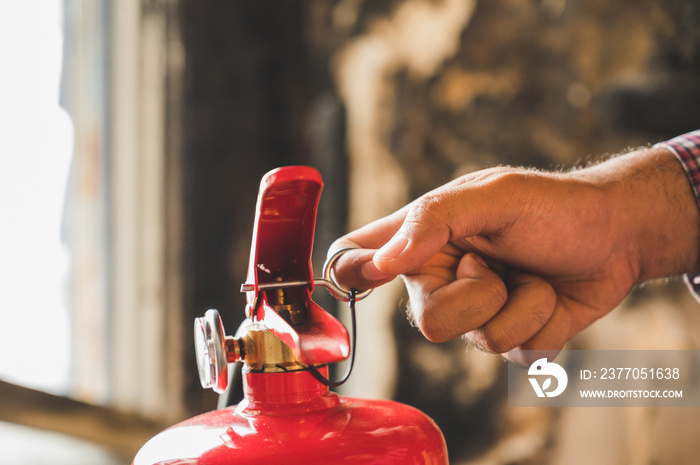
654, 130, 700, 296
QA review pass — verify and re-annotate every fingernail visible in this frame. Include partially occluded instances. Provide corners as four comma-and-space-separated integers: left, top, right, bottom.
375, 233, 408, 261
361, 260, 393, 281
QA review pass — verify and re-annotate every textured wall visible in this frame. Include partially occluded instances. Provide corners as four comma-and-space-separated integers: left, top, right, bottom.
327, 0, 700, 463
178, 0, 349, 413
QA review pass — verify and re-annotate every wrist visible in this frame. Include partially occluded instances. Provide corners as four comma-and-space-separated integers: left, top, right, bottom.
593, 147, 700, 282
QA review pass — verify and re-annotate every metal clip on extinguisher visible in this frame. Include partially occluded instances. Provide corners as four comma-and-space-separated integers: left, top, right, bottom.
133, 166, 448, 465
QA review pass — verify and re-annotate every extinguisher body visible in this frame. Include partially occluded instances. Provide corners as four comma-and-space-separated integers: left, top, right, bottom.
133, 166, 449, 464
134, 369, 448, 464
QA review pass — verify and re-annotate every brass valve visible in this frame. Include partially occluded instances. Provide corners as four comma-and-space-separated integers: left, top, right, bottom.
195, 309, 309, 394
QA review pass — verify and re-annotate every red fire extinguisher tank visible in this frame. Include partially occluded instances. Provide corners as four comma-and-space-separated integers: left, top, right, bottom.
133, 166, 449, 464
134, 369, 447, 464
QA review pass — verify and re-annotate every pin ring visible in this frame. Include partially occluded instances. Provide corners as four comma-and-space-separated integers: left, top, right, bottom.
319, 247, 372, 302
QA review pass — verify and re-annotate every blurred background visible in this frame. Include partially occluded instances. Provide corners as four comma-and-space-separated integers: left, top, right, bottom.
2, 0, 700, 463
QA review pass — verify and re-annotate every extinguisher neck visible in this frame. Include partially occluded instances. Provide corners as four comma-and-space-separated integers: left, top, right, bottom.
239, 368, 339, 415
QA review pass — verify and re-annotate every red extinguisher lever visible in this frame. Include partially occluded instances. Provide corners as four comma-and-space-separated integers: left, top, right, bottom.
241, 166, 349, 365
194, 166, 375, 393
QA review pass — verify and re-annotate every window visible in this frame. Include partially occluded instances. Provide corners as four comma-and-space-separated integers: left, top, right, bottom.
0, 0, 72, 395
0, 0, 185, 460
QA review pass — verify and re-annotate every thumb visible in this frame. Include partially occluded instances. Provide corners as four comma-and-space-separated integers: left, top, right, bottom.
373, 196, 453, 275
372, 170, 519, 275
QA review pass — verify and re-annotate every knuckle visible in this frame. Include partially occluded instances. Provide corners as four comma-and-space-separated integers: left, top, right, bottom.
413, 305, 452, 343
531, 288, 557, 324
478, 326, 518, 354
520, 278, 557, 324
485, 169, 535, 195
460, 166, 518, 183
485, 278, 509, 308
416, 185, 464, 221
411, 193, 449, 224
530, 307, 554, 329
402, 193, 454, 241
420, 325, 451, 343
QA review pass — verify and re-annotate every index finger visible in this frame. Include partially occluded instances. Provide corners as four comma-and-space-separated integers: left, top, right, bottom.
327, 171, 495, 292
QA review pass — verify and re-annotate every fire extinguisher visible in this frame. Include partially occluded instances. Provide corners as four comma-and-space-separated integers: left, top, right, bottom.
133, 166, 449, 464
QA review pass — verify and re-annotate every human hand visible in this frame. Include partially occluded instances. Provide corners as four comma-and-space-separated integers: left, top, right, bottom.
328, 147, 699, 355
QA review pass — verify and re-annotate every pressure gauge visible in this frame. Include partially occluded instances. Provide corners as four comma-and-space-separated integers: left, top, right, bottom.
194, 309, 229, 394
